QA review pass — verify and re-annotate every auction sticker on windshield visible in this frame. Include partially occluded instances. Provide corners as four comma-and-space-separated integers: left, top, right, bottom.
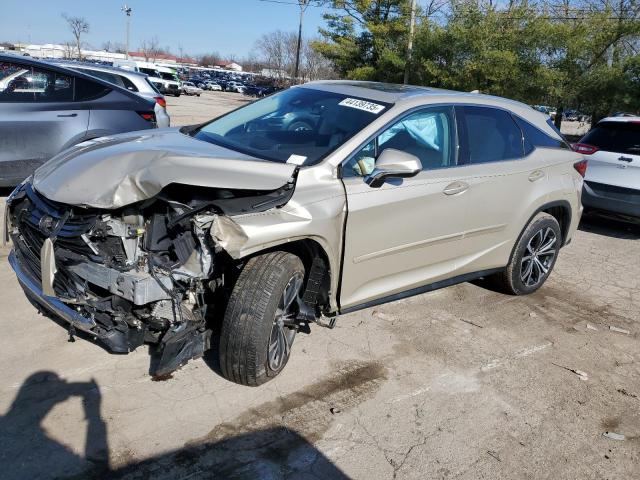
339, 98, 385, 114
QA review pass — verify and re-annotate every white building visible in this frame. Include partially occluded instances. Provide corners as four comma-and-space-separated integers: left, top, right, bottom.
15, 43, 128, 62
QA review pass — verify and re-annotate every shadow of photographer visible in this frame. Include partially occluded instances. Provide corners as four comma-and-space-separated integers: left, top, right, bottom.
0, 371, 109, 480
1, 371, 350, 479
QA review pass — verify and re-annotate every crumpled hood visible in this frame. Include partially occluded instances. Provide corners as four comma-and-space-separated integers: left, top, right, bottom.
32, 128, 297, 209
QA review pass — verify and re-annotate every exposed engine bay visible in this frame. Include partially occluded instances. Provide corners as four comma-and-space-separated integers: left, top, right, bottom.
6, 179, 304, 376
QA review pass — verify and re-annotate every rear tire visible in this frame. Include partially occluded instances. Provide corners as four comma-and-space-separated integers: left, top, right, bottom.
495, 213, 561, 295
219, 252, 305, 386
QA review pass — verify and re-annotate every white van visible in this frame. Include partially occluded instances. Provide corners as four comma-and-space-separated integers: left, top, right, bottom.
113, 60, 181, 97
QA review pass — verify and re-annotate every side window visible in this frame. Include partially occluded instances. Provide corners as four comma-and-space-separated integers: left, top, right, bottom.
74, 77, 110, 102
343, 106, 455, 178
512, 115, 570, 151
80, 69, 123, 87
119, 75, 138, 92
456, 106, 524, 164
0, 61, 72, 102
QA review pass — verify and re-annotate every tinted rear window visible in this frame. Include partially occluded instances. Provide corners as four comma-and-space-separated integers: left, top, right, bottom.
74, 77, 110, 101
513, 116, 569, 153
581, 122, 640, 154
456, 106, 523, 164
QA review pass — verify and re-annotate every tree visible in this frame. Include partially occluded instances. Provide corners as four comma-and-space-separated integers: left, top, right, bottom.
256, 30, 298, 80
62, 14, 89, 59
312, 0, 411, 81
313, 0, 640, 125
198, 52, 222, 67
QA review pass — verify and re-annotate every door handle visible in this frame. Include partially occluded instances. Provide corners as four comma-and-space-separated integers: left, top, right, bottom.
443, 181, 469, 195
57, 113, 78, 118
618, 156, 632, 163
528, 170, 545, 182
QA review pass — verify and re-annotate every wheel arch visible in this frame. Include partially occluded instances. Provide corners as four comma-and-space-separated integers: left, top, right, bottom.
510, 200, 572, 263
240, 238, 333, 314
538, 200, 572, 247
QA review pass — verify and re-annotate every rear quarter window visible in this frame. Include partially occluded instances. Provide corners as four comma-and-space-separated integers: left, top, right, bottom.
147, 79, 162, 93
513, 116, 570, 153
74, 77, 111, 101
581, 122, 640, 155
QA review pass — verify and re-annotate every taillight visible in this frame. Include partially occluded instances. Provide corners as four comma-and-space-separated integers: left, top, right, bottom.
571, 143, 598, 155
138, 111, 156, 122
573, 159, 588, 178
155, 96, 166, 108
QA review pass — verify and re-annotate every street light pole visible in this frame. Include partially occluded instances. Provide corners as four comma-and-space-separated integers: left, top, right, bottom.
293, 0, 309, 83
403, 0, 417, 84
122, 5, 132, 59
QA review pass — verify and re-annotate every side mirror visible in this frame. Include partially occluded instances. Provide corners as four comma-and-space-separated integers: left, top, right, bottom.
364, 149, 422, 188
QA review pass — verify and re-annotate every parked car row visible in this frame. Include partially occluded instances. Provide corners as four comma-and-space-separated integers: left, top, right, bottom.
532, 105, 590, 122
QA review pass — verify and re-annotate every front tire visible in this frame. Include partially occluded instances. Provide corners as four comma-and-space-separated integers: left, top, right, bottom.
496, 213, 561, 295
219, 252, 305, 386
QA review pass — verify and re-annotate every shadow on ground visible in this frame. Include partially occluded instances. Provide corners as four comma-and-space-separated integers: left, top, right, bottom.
0, 370, 352, 480
579, 211, 640, 240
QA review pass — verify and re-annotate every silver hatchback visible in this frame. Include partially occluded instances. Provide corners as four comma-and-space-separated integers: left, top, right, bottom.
0, 55, 160, 186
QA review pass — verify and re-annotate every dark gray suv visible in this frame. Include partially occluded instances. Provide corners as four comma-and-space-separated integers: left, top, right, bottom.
0, 55, 159, 186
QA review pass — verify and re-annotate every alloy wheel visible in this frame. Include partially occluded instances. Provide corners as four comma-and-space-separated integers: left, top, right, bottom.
520, 227, 557, 287
268, 273, 303, 371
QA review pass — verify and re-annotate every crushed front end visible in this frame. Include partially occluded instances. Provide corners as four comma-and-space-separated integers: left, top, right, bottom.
6, 181, 293, 376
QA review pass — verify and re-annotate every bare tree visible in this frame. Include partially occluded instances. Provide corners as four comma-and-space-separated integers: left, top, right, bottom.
198, 52, 221, 67
254, 31, 334, 81
63, 42, 75, 59
62, 14, 89, 59
140, 37, 160, 62
304, 38, 335, 80
256, 31, 298, 80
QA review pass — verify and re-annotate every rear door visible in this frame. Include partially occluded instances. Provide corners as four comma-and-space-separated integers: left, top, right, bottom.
0, 60, 89, 184
453, 106, 548, 274
580, 121, 640, 189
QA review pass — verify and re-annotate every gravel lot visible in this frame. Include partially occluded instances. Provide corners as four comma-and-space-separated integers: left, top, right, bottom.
0, 92, 638, 479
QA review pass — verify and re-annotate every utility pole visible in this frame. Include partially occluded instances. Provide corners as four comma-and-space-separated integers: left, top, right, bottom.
293, 0, 310, 83
122, 5, 132, 59
403, 0, 417, 85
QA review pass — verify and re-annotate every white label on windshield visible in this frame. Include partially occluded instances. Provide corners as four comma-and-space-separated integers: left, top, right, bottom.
287, 154, 307, 165
339, 98, 385, 114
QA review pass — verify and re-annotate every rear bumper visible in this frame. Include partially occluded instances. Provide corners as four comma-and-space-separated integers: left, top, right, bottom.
582, 181, 640, 218
9, 250, 133, 352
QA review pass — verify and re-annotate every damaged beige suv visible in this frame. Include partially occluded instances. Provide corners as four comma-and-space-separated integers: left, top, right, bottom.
6, 81, 585, 385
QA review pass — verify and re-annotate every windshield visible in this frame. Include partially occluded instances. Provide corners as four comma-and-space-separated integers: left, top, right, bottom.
139, 67, 159, 78
193, 86, 390, 165
159, 72, 177, 81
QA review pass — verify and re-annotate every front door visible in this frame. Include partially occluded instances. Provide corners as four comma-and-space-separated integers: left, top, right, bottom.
339, 106, 472, 309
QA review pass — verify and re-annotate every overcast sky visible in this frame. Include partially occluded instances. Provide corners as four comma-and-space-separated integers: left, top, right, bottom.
0, 0, 330, 58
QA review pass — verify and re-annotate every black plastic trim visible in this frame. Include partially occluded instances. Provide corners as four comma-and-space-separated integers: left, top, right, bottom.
528, 200, 573, 247
339, 268, 503, 315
